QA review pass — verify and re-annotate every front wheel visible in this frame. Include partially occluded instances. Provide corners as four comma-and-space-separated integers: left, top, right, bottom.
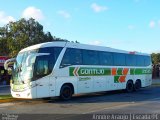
60, 85, 73, 100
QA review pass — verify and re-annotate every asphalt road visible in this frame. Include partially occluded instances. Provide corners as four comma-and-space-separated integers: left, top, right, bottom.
0, 86, 160, 120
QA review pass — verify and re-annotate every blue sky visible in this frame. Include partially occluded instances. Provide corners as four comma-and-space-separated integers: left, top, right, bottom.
0, 0, 160, 54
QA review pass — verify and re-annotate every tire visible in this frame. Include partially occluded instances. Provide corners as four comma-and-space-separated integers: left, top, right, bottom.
60, 85, 73, 100
134, 80, 141, 91
126, 81, 134, 93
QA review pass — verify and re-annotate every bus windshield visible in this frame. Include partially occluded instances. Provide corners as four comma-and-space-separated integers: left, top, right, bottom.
12, 49, 38, 84
12, 47, 63, 84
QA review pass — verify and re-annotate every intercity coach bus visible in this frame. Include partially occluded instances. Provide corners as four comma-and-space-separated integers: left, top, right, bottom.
5, 41, 152, 100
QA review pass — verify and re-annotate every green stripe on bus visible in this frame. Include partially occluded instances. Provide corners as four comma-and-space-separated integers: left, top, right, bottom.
69, 67, 152, 76
130, 68, 135, 75
69, 67, 75, 76
117, 68, 123, 75
70, 67, 111, 76
134, 68, 152, 75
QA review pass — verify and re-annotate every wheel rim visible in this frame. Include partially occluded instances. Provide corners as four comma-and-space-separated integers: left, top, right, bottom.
127, 82, 133, 92
135, 81, 140, 90
62, 87, 71, 99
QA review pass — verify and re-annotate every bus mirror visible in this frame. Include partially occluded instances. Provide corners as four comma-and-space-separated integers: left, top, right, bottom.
4, 58, 15, 70
7, 67, 12, 72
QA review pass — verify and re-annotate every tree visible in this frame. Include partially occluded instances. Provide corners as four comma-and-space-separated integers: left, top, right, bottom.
0, 18, 57, 57
0, 26, 9, 56
151, 53, 160, 65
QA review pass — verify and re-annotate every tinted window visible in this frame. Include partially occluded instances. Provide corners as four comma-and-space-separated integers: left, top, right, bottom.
83, 50, 99, 65
126, 54, 136, 66
136, 55, 144, 66
144, 56, 151, 66
60, 48, 82, 67
39, 47, 62, 64
38, 47, 62, 71
99, 52, 113, 65
35, 58, 49, 77
113, 53, 126, 66
34, 47, 62, 79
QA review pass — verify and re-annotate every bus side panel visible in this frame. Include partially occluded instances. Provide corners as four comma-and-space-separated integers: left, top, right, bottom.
144, 74, 152, 87
93, 76, 107, 92
30, 81, 37, 98
55, 76, 78, 97
77, 76, 93, 94
134, 74, 152, 87
125, 75, 135, 85
134, 75, 145, 87
49, 76, 56, 97
106, 76, 118, 91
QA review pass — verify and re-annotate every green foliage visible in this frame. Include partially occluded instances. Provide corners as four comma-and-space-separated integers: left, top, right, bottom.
151, 53, 160, 65
0, 18, 65, 57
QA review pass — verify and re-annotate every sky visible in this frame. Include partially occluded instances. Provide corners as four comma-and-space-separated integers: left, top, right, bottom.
0, 0, 160, 54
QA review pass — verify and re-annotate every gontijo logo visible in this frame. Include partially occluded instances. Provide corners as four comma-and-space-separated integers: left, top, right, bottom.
69, 67, 111, 76
81, 69, 104, 75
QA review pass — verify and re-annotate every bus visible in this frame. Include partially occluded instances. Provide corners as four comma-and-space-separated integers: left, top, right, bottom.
5, 41, 152, 100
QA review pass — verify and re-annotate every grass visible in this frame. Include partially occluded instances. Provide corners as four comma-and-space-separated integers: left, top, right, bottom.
0, 94, 12, 100
0, 94, 14, 103
152, 83, 160, 86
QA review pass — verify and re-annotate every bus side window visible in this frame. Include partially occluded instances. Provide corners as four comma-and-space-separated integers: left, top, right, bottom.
144, 56, 151, 66
136, 55, 144, 66
113, 53, 126, 66
83, 50, 99, 65
35, 58, 49, 78
99, 52, 113, 66
126, 54, 136, 66
60, 48, 82, 68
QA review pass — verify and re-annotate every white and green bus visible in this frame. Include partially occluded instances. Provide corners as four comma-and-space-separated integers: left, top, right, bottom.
5, 41, 152, 100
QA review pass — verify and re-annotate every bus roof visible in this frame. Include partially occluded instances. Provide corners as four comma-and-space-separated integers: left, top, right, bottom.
20, 41, 150, 56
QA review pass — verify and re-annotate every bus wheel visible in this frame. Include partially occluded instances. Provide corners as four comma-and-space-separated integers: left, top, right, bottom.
60, 85, 72, 100
134, 80, 141, 91
126, 81, 134, 93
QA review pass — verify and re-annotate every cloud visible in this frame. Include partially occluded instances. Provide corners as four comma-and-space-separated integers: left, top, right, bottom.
88, 40, 102, 46
128, 25, 135, 30
57, 10, 71, 19
0, 11, 15, 25
91, 3, 108, 13
149, 21, 156, 28
22, 6, 44, 20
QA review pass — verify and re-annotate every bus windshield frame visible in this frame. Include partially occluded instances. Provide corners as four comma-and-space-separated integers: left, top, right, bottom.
12, 47, 63, 85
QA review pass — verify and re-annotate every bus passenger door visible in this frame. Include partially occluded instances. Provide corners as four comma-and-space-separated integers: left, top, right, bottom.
36, 77, 50, 98
34, 58, 50, 98
49, 77, 56, 97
